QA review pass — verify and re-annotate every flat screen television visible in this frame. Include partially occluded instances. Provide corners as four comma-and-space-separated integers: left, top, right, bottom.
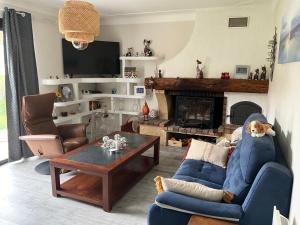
62, 39, 120, 75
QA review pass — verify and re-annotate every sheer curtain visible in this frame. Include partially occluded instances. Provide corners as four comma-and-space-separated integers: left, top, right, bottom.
3, 7, 39, 161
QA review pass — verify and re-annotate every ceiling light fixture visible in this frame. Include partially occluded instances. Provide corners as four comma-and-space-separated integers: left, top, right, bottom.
58, 0, 100, 50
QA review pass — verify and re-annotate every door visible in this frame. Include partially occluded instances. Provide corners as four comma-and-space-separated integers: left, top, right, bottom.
0, 18, 8, 164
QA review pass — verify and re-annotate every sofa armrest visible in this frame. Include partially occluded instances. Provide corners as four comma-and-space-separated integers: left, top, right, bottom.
240, 162, 293, 225
155, 191, 242, 222
19, 135, 63, 158
57, 123, 87, 139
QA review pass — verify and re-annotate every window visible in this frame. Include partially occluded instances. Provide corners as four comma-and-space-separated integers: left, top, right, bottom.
0, 18, 8, 164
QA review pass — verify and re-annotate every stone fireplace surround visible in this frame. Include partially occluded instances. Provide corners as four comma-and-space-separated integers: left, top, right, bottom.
141, 78, 268, 145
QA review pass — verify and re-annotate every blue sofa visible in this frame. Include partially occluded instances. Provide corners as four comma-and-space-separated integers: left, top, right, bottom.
148, 114, 293, 225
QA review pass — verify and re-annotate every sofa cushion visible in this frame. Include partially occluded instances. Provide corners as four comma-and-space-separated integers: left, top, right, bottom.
223, 113, 276, 204
240, 113, 275, 183
174, 159, 226, 187
223, 143, 249, 204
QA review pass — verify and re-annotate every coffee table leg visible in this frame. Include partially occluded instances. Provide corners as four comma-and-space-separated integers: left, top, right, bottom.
50, 163, 61, 197
154, 139, 160, 165
102, 174, 112, 212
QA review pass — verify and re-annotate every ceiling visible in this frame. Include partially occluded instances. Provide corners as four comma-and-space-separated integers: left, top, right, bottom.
3, 0, 270, 16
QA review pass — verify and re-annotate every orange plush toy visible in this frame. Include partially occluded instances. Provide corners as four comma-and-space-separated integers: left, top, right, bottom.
247, 120, 276, 138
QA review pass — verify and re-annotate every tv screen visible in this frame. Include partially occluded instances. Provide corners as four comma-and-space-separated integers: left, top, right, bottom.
62, 39, 120, 75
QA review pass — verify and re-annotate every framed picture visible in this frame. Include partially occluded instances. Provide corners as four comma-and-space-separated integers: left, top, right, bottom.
58, 84, 74, 102
278, 2, 300, 64
124, 67, 137, 78
134, 86, 146, 96
234, 65, 250, 79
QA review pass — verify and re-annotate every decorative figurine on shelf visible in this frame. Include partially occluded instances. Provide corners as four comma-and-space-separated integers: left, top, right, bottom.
55, 89, 62, 102
144, 39, 153, 56
149, 109, 158, 119
224, 72, 230, 80
145, 76, 155, 91
260, 66, 267, 80
253, 69, 259, 80
196, 60, 204, 79
142, 101, 150, 121
158, 69, 163, 78
125, 47, 134, 56
221, 72, 230, 79
248, 72, 253, 80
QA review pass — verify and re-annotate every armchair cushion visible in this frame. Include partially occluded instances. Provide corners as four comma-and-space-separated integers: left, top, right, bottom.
63, 137, 88, 152
19, 135, 63, 158
57, 123, 87, 140
155, 191, 242, 222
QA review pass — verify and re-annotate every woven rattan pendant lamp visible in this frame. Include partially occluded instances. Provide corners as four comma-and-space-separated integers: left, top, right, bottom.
59, 0, 100, 50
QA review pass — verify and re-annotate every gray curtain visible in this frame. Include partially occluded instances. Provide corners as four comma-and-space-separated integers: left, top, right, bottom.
3, 8, 39, 161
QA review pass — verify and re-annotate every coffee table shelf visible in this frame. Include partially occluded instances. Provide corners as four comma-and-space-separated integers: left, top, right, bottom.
57, 155, 154, 207
59, 173, 103, 206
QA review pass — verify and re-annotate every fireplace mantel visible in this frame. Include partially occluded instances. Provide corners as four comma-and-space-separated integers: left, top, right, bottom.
145, 78, 269, 93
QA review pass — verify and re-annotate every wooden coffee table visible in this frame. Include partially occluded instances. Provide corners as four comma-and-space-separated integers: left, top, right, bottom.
50, 131, 160, 212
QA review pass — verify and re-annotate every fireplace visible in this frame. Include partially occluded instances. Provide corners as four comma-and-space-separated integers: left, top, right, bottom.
175, 96, 214, 128
168, 91, 225, 129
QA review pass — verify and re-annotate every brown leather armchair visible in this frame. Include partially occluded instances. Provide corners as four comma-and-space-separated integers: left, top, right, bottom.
19, 93, 88, 158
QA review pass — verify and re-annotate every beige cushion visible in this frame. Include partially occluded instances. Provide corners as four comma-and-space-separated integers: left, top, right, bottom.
186, 139, 229, 168
161, 178, 223, 202
231, 126, 243, 144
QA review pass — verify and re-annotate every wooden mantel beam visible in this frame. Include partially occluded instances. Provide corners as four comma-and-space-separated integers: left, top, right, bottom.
144, 78, 269, 94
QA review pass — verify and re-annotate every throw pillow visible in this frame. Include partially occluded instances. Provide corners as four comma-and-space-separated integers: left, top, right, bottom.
185, 139, 230, 168
183, 139, 192, 160
154, 176, 234, 203
231, 126, 243, 145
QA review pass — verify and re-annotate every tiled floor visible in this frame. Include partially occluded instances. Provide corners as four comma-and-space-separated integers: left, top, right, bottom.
0, 146, 184, 225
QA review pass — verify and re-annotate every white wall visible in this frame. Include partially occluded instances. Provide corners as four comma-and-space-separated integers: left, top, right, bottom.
32, 18, 64, 93
0, 3, 63, 93
267, 0, 300, 224
101, 4, 273, 114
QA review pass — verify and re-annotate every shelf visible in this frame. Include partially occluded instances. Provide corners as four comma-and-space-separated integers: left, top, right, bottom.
54, 109, 140, 124
120, 56, 163, 61
82, 94, 145, 99
54, 99, 89, 107
54, 111, 92, 123
145, 78, 269, 94
42, 78, 143, 86
94, 109, 140, 116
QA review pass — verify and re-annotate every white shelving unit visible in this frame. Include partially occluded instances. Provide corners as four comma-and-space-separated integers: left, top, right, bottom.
42, 56, 163, 135
119, 56, 163, 79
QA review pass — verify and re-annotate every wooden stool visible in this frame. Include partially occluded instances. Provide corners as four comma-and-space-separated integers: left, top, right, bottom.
188, 215, 236, 225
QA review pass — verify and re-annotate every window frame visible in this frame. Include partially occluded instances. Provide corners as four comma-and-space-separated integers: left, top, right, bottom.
0, 17, 8, 166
